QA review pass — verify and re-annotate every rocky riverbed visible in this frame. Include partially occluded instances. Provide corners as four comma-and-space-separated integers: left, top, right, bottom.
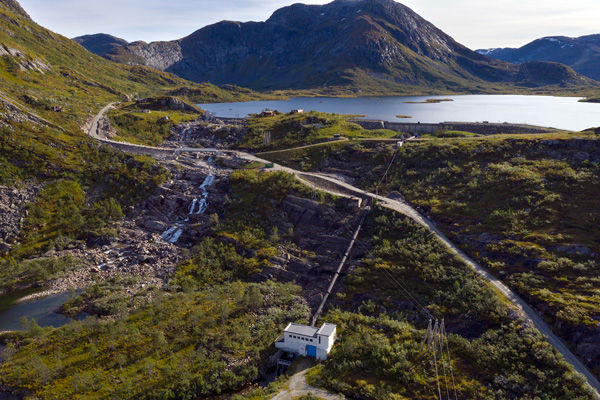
167, 118, 246, 149
18, 156, 227, 300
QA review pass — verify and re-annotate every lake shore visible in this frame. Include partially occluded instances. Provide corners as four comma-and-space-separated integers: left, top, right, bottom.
199, 94, 600, 131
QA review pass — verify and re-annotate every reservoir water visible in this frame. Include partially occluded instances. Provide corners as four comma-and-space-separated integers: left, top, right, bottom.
0, 290, 81, 332
199, 95, 600, 131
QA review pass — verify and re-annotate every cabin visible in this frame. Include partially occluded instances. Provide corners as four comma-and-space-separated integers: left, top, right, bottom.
290, 109, 304, 114
261, 110, 276, 117
275, 323, 337, 360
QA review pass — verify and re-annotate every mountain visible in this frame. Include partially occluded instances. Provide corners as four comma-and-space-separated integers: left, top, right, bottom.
74, 0, 594, 93
478, 35, 600, 81
73, 33, 129, 58
0, 0, 29, 18
0, 0, 268, 186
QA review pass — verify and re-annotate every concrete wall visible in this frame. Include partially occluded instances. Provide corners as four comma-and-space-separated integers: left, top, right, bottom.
351, 119, 556, 135
385, 121, 440, 133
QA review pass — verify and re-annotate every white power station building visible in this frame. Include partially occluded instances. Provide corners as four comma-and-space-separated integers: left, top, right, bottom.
275, 323, 337, 360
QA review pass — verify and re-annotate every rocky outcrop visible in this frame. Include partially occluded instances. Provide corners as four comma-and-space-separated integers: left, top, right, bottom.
0, 184, 40, 253
135, 96, 200, 113
169, 120, 246, 148
249, 193, 366, 310
0, 45, 50, 73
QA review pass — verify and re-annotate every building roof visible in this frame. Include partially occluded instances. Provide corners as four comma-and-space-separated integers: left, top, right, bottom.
285, 323, 319, 337
317, 323, 336, 337
284, 323, 337, 338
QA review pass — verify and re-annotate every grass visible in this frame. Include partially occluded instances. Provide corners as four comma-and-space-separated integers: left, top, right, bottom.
265, 134, 600, 379
240, 111, 398, 151
108, 108, 198, 146
422, 130, 480, 138
0, 281, 309, 399
1, 169, 594, 399
308, 207, 592, 399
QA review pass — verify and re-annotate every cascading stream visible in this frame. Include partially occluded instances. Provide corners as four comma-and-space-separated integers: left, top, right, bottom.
160, 174, 215, 244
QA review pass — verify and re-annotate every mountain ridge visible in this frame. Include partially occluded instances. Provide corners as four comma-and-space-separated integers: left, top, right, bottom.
74, 0, 594, 93
478, 34, 600, 81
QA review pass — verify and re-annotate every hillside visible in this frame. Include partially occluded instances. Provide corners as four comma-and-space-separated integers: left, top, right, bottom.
1, 169, 594, 399
478, 35, 600, 81
0, 0, 267, 270
0, 1, 598, 398
74, 0, 595, 94
264, 131, 600, 380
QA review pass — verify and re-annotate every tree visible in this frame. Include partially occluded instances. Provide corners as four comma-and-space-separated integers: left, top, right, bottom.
244, 286, 263, 309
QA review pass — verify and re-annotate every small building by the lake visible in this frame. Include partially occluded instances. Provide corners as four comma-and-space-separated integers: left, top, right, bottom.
290, 109, 304, 114
275, 323, 337, 360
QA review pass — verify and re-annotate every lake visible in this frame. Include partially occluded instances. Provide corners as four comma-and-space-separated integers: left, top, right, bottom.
198, 95, 600, 131
0, 290, 82, 332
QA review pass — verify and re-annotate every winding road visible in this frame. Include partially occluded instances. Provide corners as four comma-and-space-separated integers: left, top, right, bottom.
88, 104, 600, 399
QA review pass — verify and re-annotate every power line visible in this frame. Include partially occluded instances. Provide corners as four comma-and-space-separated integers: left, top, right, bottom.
442, 320, 458, 400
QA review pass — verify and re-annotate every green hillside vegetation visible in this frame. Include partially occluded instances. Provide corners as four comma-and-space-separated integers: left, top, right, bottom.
242, 111, 397, 152
0, 281, 309, 399
108, 99, 201, 146
0, 2, 265, 292
0, 171, 321, 399
2, 171, 593, 399
167, 84, 281, 103
309, 208, 590, 399
263, 135, 600, 378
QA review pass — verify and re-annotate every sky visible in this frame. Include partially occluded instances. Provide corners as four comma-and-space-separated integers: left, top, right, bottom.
17, 0, 600, 49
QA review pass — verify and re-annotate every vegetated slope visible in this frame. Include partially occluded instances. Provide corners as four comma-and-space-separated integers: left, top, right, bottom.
310, 207, 591, 399
240, 111, 398, 151
107, 97, 202, 146
0, 170, 593, 399
265, 133, 600, 379
478, 35, 600, 81
74, 0, 594, 93
0, 0, 263, 287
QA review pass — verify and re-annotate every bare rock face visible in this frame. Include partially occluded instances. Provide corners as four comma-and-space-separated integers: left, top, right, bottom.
0, 44, 51, 73
169, 121, 246, 149
0, 183, 40, 253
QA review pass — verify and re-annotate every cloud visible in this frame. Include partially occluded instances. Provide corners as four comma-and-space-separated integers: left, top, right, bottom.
17, 0, 600, 48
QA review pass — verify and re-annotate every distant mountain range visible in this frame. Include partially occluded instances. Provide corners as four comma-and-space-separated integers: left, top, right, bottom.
73, 0, 593, 93
478, 35, 600, 81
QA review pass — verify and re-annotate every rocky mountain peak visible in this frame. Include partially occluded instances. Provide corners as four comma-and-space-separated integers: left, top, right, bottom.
0, 0, 30, 19
73, 0, 595, 91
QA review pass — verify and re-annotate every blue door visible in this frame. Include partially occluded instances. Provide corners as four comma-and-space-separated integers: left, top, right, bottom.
306, 345, 317, 358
